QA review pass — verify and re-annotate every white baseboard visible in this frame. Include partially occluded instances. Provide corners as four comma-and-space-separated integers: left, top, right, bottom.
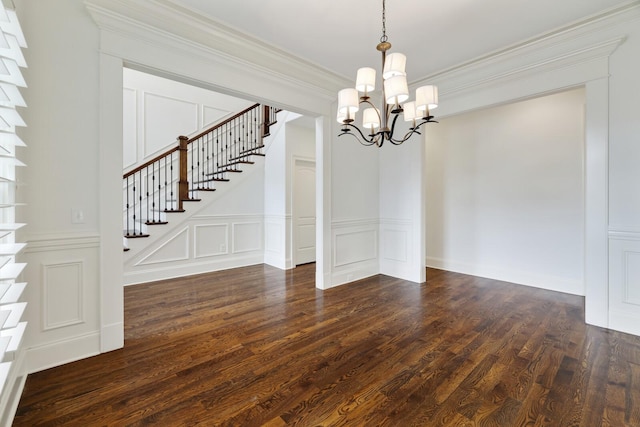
124, 254, 264, 285
101, 322, 124, 353
426, 256, 585, 296
0, 374, 26, 427
330, 260, 379, 289
0, 349, 27, 427
26, 331, 101, 374
264, 252, 293, 270
609, 311, 640, 337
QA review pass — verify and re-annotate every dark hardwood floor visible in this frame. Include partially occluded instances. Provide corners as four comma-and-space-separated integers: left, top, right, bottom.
14, 264, 640, 426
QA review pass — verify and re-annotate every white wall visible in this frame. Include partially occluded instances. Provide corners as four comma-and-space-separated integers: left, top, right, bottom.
426, 88, 586, 295
18, 0, 104, 372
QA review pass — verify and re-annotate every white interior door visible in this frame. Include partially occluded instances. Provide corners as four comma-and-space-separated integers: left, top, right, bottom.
294, 159, 316, 265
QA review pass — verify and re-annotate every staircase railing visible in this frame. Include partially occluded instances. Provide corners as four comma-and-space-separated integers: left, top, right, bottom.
123, 103, 278, 238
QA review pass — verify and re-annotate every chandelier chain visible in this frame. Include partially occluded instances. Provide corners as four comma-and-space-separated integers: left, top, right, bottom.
380, 0, 388, 43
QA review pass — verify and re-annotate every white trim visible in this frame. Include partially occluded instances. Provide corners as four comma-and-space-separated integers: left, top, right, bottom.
124, 253, 264, 286
41, 260, 85, 331
426, 256, 585, 296
84, 0, 345, 111
332, 218, 379, 229
609, 227, 640, 236
25, 233, 100, 253
231, 221, 262, 254
26, 331, 100, 374
134, 226, 190, 266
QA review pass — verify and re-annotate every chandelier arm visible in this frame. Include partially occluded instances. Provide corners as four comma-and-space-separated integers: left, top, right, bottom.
388, 117, 439, 144
339, 123, 381, 146
390, 129, 420, 145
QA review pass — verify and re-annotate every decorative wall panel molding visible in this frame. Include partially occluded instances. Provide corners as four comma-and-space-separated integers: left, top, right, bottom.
202, 105, 230, 128
382, 229, 408, 262
42, 261, 84, 331
334, 229, 377, 267
135, 227, 189, 266
122, 87, 137, 169
379, 218, 419, 282
609, 232, 640, 335
232, 222, 261, 254
194, 224, 228, 258
143, 93, 198, 158
264, 216, 285, 254
623, 251, 640, 306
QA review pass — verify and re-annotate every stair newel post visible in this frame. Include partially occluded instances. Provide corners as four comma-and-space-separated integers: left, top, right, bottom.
178, 135, 189, 212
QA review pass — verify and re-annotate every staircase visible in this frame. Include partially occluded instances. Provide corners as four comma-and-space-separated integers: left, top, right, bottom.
123, 103, 278, 245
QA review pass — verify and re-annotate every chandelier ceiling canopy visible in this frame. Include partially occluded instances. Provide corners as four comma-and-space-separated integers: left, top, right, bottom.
337, 0, 438, 147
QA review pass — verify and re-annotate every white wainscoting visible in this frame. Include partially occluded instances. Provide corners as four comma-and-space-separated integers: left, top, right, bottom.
42, 260, 84, 331
609, 230, 640, 336
194, 224, 228, 258
23, 234, 101, 374
379, 218, 414, 281
331, 219, 379, 288
264, 214, 292, 270
124, 215, 264, 285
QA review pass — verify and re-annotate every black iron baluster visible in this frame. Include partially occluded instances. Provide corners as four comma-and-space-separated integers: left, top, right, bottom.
126, 176, 130, 236
163, 156, 168, 212
169, 153, 174, 211
151, 162, 156, 223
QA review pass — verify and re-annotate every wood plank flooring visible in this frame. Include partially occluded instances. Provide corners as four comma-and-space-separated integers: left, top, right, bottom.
14, 264, 640, 426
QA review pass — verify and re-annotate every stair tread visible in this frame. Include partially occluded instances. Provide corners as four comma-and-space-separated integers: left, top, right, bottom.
145, 221, 168, 225
206, 169, 242, 176
240, 145, 265, 154
218, 160, 255, 167
124, 233, 150, 238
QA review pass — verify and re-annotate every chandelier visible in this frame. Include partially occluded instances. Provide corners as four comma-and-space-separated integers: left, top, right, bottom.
337, 0, 438, 147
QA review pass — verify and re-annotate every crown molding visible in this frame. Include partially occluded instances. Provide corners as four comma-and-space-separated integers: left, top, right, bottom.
84, 0, 349, 107
412, 1, 640, 97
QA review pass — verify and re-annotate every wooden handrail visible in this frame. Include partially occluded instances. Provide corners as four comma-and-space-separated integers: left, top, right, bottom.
186, 103, 261, 143
123, 103, 263, 179
123, 146, 179, 179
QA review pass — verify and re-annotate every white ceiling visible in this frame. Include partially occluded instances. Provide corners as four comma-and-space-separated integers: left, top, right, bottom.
166, 0, 632, 84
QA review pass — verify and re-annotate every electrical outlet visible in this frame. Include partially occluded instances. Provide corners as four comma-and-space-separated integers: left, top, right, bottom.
220, 244, 226, 252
